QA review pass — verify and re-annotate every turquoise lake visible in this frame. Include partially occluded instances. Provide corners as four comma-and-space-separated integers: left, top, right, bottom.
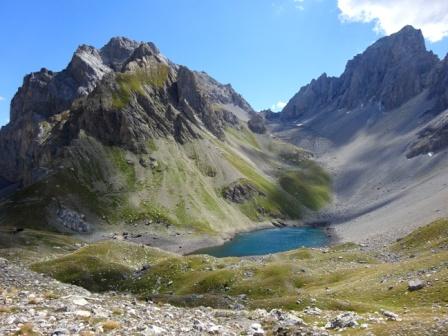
192, 227, 330, 258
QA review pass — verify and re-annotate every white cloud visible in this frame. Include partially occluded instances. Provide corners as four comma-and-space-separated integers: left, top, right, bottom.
274, 0, 306, 14
338, 0, 448, 42
0, 96, 4, 102
294, 0, 305, 10
271, 101, 287, 112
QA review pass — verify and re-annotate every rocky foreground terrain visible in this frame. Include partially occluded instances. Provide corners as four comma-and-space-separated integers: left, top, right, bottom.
1, 257, 264, 336
0, 257, 356, 336
2, 254, 448, 336
1, 219, 448, 335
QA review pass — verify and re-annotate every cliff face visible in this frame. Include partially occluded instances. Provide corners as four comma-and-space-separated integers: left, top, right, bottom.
406, 56, 448, 158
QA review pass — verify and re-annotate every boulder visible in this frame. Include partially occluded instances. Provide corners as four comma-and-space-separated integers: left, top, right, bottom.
408, 279, 425, 291
304, 306, 322, 315
325, 312, 359, 329
269, 309, 304, 326
248, 323, 265, 336
72, 297, 89, 306
381, 309, 401, 321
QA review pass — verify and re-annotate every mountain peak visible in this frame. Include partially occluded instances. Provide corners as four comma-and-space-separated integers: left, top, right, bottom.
369, 25, 426, 56
128, 42, 160, 59
397, 24, 421, 35
394, 25, 425, 48
67, 43, 111, 96
100, 36, 141, 70
103, 36, 139, 48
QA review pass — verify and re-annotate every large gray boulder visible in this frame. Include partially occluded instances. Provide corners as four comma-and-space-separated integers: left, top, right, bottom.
408, 279, 426, 291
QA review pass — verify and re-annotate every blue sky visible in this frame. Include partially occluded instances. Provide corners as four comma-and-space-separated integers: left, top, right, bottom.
1, 0, 448, 126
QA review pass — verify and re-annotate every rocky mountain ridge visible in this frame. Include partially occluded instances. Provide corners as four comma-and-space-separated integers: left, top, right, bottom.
0, 36, 330, 242
278, 26, 448, 157
0, 37, 255, 187
281, 26, 440, 121
267, 25, 448, 246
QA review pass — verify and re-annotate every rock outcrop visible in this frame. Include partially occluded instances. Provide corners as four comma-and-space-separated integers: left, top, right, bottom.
222, 179, 265, 203
248, 114, 266, 134
427, 55, 448, 116
99, 36, 141, 70
407, 110, 448, 157
261, 109, 280, 121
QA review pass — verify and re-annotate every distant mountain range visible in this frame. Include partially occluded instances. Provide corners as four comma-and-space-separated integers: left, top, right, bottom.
0, 25, 447, 246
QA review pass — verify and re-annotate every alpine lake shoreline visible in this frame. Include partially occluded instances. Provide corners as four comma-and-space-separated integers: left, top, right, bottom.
113, 219, 338, 257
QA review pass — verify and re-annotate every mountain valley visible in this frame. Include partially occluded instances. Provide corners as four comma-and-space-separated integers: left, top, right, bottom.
0, 25, 448, 336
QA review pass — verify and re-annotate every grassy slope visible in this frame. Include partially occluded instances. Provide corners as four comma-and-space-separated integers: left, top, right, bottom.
0, 228, 80, 264
32, 241, 174, 292
221, 126, 331, 220
111, 65, 170, 109
29, 220, 448, 316
0, 124, 331, 237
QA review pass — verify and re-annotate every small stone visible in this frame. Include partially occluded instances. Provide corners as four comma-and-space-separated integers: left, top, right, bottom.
72, 297, 89, 306
325, 312, 359, 329
381, 309, 401, 321
193, 319, 207, 332
74, 310, 91, 318
144, 325, 166, 335
207, 324, 222, 334
408, 279, 425, 291
52, 328, 69, 336
248, 323, 265, 336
